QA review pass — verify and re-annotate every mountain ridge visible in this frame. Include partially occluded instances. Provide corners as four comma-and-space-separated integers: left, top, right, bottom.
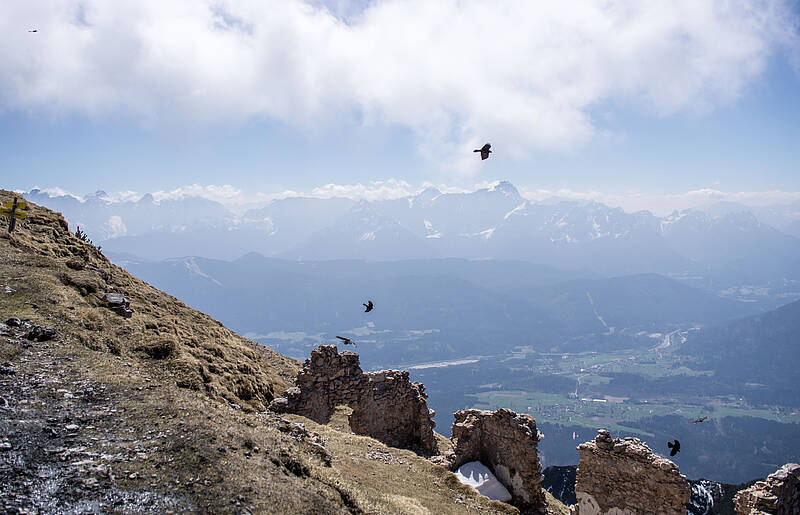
26, 183, 800, 310
0, 190, 570, 513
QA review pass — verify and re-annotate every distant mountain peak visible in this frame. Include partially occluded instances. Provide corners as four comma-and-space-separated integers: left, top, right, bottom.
490, 181, 520, 197
415, 186, 442, 203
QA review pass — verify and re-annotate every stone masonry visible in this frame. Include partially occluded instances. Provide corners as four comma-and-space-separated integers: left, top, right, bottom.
735, 463, 800, 514
270, 345, 438, 455
573, 429, 690, 515
447, 408, 546, 514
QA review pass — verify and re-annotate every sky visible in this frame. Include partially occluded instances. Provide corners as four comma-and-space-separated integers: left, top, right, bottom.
1, 0, 799, 214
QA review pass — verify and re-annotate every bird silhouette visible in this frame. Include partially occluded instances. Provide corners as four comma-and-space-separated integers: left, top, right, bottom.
363, 300, 374, 313
693, 416, 708, 424
667, 439, 680, 456
473, 143, 492, 160
28, 29, 38, 32
336, 336, 357, 348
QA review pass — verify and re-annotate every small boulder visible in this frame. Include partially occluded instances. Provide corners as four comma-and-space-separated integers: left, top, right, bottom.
104, 292, 133, 318
269, 397, 290, 412
26, 325, 57, 342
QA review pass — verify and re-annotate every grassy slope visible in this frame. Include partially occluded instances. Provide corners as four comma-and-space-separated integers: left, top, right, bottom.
0, 190, 566, 514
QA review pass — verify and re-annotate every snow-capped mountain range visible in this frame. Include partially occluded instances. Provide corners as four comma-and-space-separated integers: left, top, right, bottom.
23, 182, 800, 305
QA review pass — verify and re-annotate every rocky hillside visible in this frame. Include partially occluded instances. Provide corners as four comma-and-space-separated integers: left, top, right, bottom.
0, 191, 568, 513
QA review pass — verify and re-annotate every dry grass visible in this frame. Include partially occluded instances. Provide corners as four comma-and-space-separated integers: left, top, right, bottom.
0, 189, 300, 411
282, 412, 520, 514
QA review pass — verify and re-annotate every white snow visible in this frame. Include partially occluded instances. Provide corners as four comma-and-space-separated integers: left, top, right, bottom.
423, 220, 441, 238
478, 227, 495, 239
454, 462, 512, 502
183, 258, 222, 286
591, 218, 602, 239
504, 203, 526, 220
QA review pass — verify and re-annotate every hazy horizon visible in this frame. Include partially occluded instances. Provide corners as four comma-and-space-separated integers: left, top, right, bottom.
3, 0, 800, 208
13, 180, 800, 217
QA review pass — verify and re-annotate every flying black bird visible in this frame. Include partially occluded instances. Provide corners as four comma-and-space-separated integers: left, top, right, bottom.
667, 439, 681, 457
28, 29, 38, 32
693, 416, 709, 424
336, 336, 357, 348
363, 300, 374, 313
473, 143, 492, 160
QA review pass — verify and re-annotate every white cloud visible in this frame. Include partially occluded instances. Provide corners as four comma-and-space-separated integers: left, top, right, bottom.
310, 178, 413, 201
2, 0, 797, 173
150, 184, 245, 204
29, 186, 84, 201
99, 190, 141, 203
102, 215, 128, 238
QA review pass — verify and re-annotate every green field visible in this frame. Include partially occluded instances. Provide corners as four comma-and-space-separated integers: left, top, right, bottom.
468, 346, 800, 433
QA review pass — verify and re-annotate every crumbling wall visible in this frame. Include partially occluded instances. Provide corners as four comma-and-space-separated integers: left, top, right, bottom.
734, 463, 800, 514
270, 345, 438, 455
447, 408, 546, 514
574, 429, 690, 515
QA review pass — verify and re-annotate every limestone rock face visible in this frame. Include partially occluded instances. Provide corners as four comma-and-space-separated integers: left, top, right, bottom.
734, 463, 800, 514
270, 345, 438, 455
574, 429, 690, 515
448, 408, 546, 514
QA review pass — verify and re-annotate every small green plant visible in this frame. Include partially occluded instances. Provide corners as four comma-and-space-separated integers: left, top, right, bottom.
74, 226, 101, 252
75, 226, 90, 242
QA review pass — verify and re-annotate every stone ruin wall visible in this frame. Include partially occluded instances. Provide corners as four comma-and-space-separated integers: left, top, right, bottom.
444, 408, 547, 514
734, 463, 800, 514
270, 345, 438, 455
573, 429, 690, 515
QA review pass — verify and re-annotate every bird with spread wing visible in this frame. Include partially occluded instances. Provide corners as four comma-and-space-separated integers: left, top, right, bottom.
473, 143, 492, 160
336, 336, 357, 348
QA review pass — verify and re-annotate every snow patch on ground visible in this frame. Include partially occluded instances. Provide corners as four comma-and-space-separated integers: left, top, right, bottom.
454, 462, 512, 502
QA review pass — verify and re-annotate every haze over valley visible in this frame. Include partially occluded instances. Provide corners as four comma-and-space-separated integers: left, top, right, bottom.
28, 184, 800, 483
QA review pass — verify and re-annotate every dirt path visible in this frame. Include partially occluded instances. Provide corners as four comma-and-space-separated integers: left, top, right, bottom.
1, 327, 195, 514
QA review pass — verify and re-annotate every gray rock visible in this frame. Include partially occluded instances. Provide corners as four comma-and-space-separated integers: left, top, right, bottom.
26, 325, 57, 341
105, 292, 133, 318
104, 292, 127, 305
269, 397, 289, 412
